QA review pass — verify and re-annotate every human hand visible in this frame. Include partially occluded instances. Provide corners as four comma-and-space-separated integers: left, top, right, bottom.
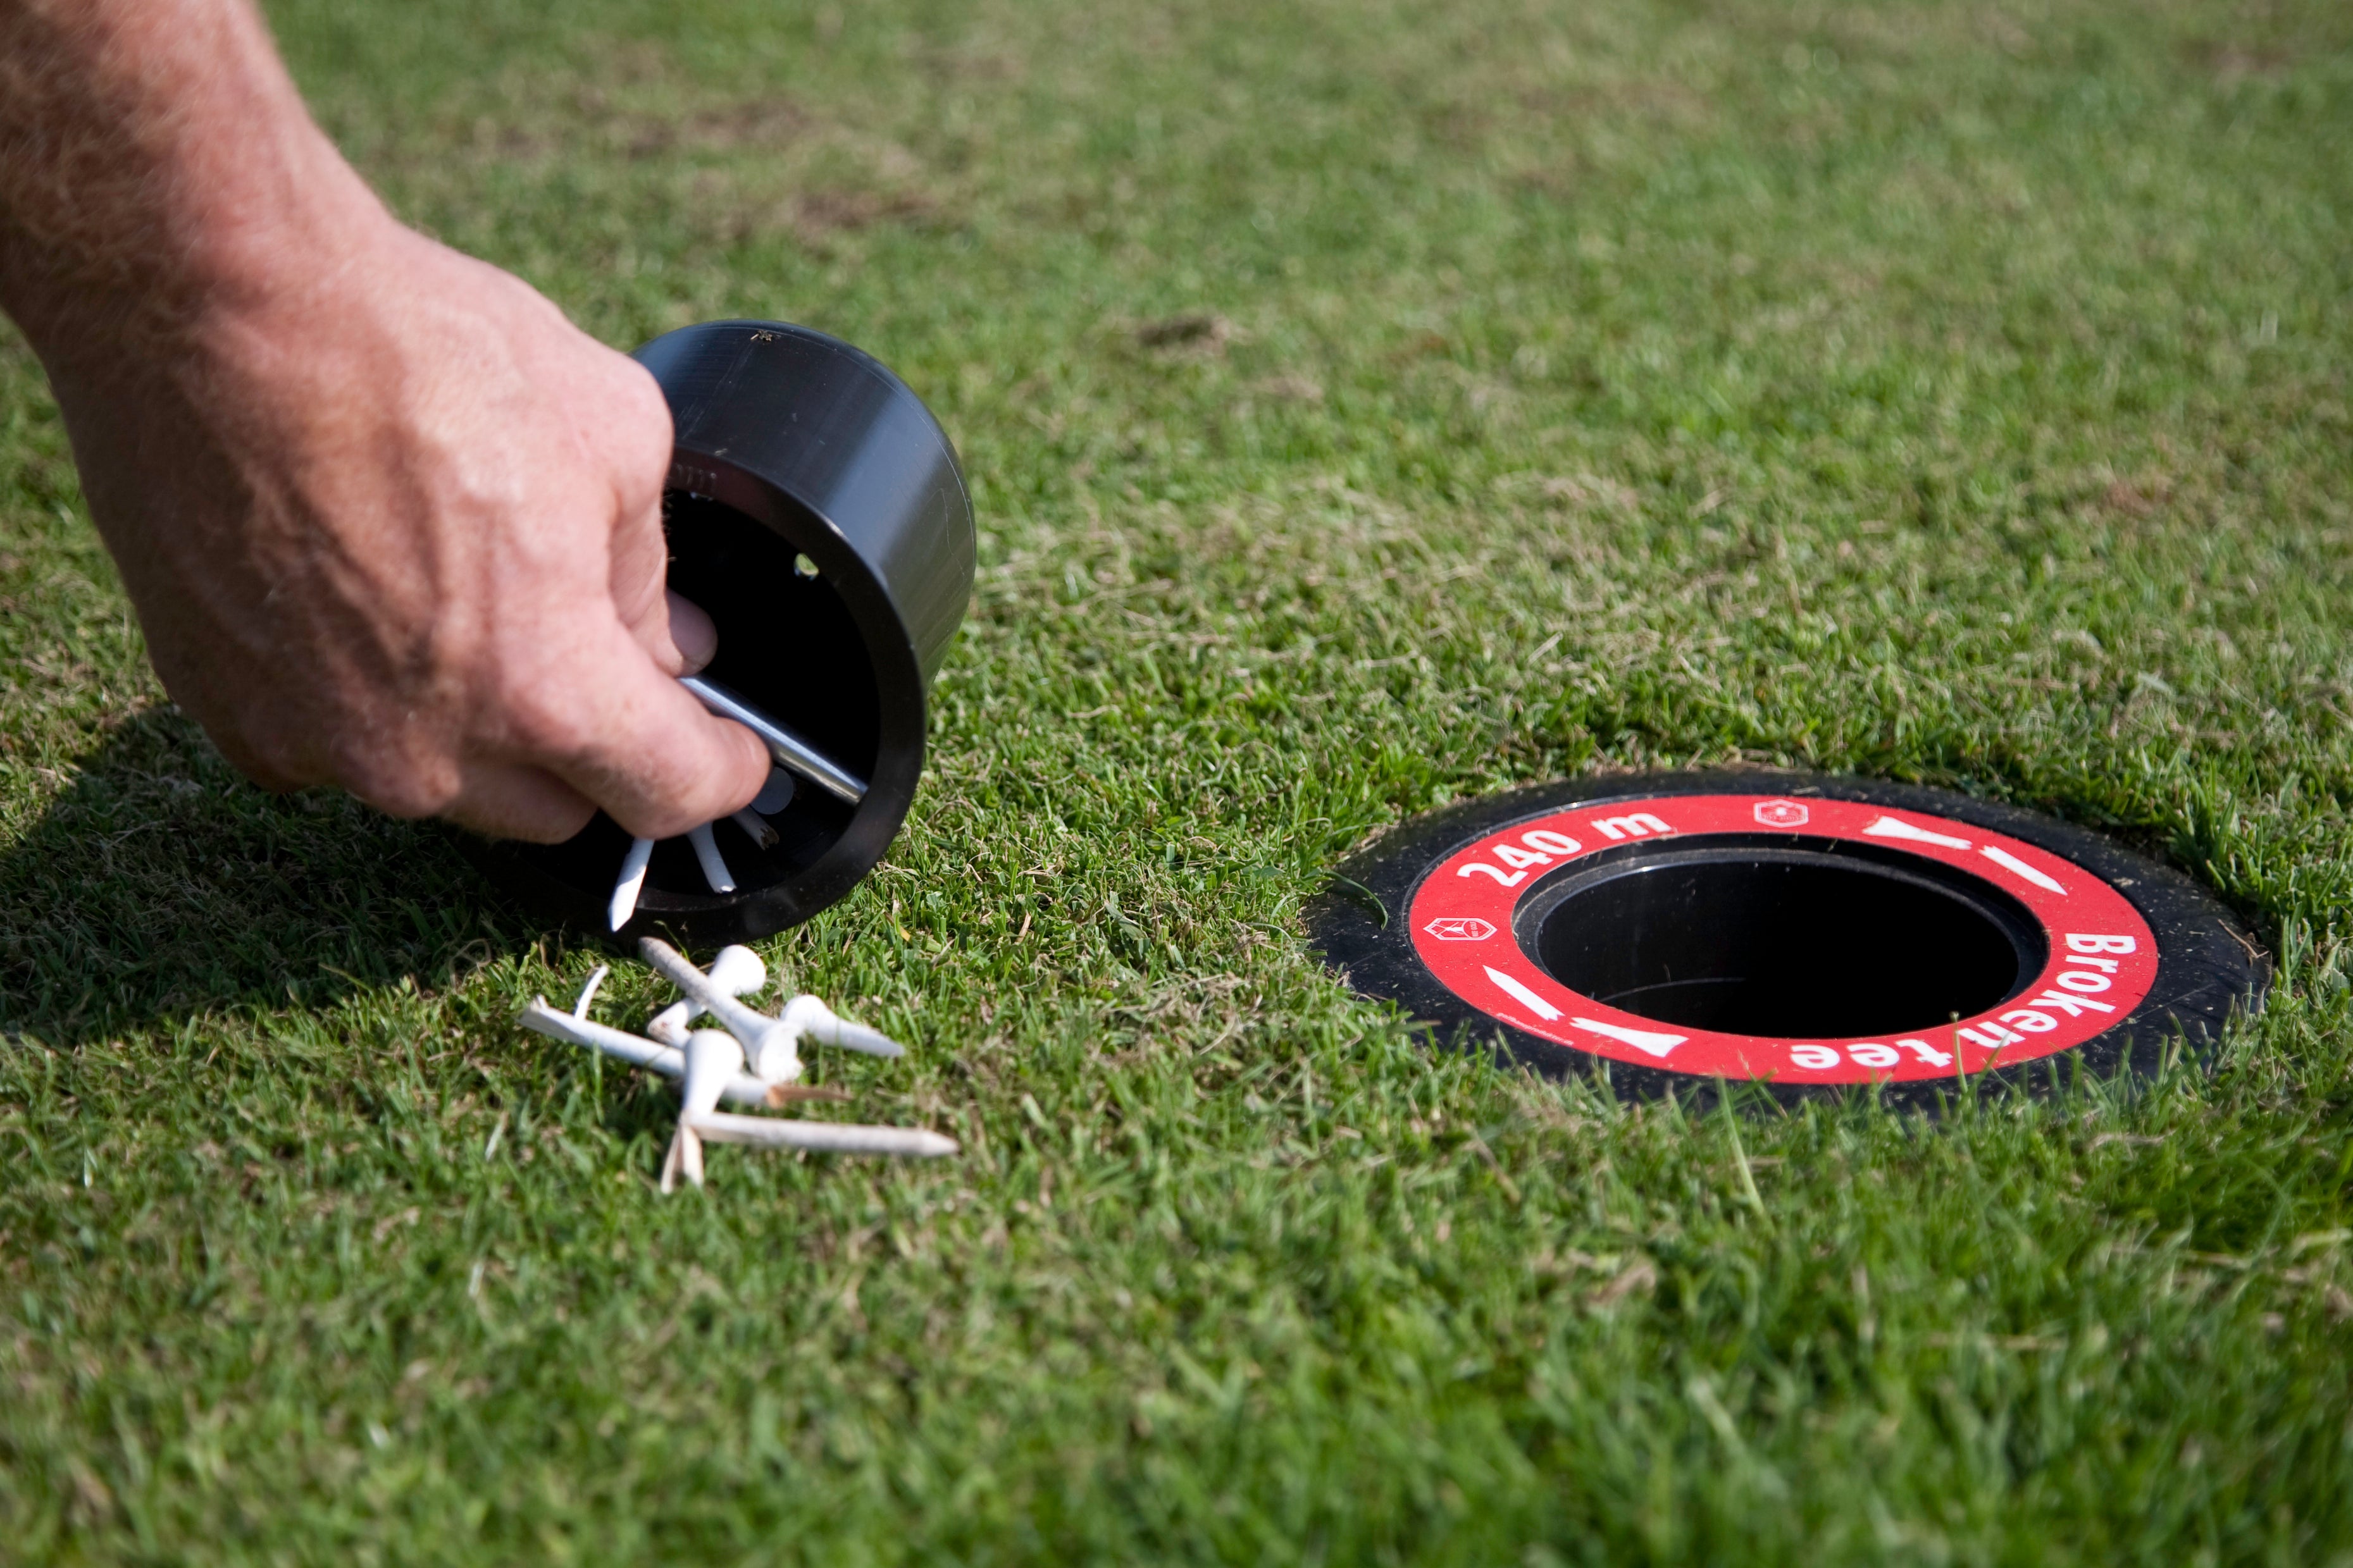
32, 209, 770, 843
0, 0, 768, 843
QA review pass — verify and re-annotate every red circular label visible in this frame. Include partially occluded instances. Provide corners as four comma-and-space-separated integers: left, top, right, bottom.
1405, 794, 2157, 1083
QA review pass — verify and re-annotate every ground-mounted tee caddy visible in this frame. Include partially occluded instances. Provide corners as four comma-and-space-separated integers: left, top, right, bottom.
465, 319, 975, 945
1312, 774, 2268, 1107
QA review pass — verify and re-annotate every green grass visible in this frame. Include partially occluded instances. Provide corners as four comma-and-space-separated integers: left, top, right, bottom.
4, 0, 2353, 1559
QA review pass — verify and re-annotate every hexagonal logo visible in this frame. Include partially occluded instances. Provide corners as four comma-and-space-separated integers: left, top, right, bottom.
1753, 799, 1810, 828
1422, 917, 1498, 942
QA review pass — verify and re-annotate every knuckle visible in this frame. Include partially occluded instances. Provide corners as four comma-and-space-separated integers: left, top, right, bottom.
614, 357, 673, 435
612, 370, 676, 495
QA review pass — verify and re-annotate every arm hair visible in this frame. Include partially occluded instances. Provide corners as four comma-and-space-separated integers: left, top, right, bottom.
0, 0, 373, 356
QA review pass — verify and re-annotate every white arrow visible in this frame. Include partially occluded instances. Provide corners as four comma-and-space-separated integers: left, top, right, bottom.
1863, 815, 1971, 850
1570, 1016, 1687, 1059
1484, 966, 1563, 1022
1979, 844, 2066, 895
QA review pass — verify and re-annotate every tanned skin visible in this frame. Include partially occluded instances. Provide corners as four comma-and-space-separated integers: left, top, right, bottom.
0, 0, 769, 842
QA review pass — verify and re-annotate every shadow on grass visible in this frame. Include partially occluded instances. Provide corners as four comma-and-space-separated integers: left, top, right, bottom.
0, 706, 526, 1045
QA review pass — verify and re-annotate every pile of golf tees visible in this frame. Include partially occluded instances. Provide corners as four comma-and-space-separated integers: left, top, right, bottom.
518, 936, 957, 1190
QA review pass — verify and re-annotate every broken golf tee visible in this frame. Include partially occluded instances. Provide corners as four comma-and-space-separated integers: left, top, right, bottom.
517, 999, 783, 1107
518, 945, 959, 1182
661, 1029, 741, 1192
647, 943, 767, 1045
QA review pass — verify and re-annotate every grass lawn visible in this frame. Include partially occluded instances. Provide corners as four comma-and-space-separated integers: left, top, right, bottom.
6, 0, 2353, 1559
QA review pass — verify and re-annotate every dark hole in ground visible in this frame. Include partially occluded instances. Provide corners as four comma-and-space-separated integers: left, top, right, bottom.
1519, 837, 2046, 1039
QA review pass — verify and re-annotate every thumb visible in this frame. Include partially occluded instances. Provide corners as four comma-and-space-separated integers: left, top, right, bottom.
522, 619, 771, 839
667, 589, 719, 676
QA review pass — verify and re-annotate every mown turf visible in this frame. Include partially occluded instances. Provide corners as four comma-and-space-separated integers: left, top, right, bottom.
4, 0, 2353, 1560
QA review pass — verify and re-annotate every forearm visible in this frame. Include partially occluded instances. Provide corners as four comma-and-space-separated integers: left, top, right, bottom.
0, 0, 382, 365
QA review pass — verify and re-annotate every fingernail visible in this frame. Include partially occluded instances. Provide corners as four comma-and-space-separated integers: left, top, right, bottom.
666, 589, 719, 675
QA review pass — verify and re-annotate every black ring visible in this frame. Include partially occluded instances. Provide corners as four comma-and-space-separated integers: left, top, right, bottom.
1308, 772, 2268, 1107
464, 321, 974, 945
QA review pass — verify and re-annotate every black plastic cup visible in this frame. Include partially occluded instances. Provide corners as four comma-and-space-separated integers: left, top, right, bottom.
466, 320, 974, 944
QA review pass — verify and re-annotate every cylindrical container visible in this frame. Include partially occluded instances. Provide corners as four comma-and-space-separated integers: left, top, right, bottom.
466, 320, 974, 943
